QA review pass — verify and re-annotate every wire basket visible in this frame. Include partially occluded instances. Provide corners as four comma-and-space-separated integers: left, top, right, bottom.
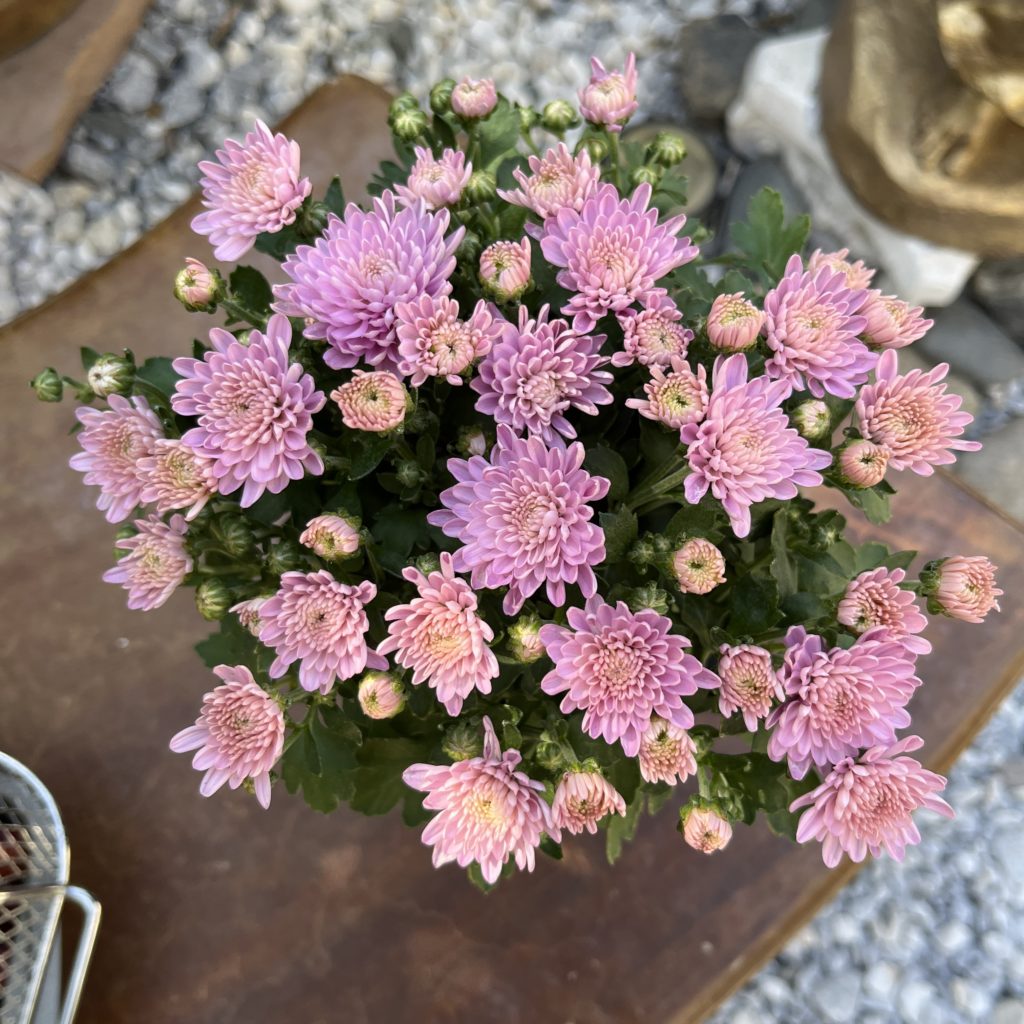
0, 752, 100, 1024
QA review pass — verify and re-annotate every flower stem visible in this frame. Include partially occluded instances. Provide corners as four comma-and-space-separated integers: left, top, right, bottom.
221, 298, 267, 330
606, 130, 622, 189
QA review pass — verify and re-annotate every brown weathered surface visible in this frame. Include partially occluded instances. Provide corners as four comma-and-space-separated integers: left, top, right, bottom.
1, 76, 1022, 1024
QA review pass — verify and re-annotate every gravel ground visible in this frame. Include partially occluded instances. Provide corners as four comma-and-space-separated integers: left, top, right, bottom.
2, 2, 1022, 1021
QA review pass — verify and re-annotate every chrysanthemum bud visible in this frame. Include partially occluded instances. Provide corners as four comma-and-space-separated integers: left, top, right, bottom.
464, 170, 497, 203
218, 515, 255, 557
648, 130, 687, 167
389, 105, 429, 142
534, 740, 567, 772
551, 769, 626, 834
680, 803, 733, 854
456, 424, 490, 457
508, 615, 545, 663
792, 399, 832, 441
451, 77, 497, 119
265, 538, 305, 576
630, 537, 657, 567
395, 460, 424, 488
389, 91, 419, 114
517, 105, 538, 132
706, 293, 764, 353
429, 78, 456, 115
672, 538, 726, 595
413, 552, 441, 576
651, 534, 673, 555
838, 439, 890, 489
540, 99, 579, 132
331, 371, 409, 433
479, 237, 531, 303
230, 595, 270, 637
921, 556, 1002, 623
196, 577, 232, 621
627, 584, 670, 616
579, 53, 638, 132
174, 258, 221, 312
87, 354, 134, 398
582, 135, 609, 162
299, 514, 360, 560
455, 230, 482, 265
442, 719, 484, 761
630, 164, 662, 188
357, 671, 406, 720
31, 368, 63, 402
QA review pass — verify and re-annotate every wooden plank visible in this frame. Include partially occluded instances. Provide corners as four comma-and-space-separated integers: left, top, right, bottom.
1, 75, 1021, 1024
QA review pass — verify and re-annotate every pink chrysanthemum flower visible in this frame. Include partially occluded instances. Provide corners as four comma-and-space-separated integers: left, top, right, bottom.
672, 537, 726, 595
926, 555, 1002, 623
763, 253, 874, 399
395, 146, 472, 210
330, 371, 408, 432
174, 257, 220, 312
806, 247, 876, 291
137, 438, 218, 521
612, 300, 694, 368
766, 625, 922, 779
682, 806, 733, 853
357, 671, 406, 720
169, 664, 285, 810
838, 438, 891, 489
859, 291, 933, 350
395, 294, 499, 387
838, 567, 931, 655
299, 514, 361, 560
273, 191, 463, 373
402, 717, 555, 884
258, 570, 385, 694
103, 514, 192, 611
171, 314, 325, 507
541, 182, 698, 334
551, 769, 626, 835
717, 644, 783, 731
791, 736, 953, 868
497, 143, 601, 221
706, 292, 764, 353
230, 596, 269, 637
682, 354, 832, 538
539, 596, 719, 757
191, 120, 311, 262
479, 237, 532, 303
428, 426, 609, 614
637, 717, 697, 785
471, 303, 613, 445
855, 350, 981, 474
377, 552, 499, 716
578, 53, 638, 131
450, 77, 498, 119
70, 394, 164, 523
626, 357, 708, 431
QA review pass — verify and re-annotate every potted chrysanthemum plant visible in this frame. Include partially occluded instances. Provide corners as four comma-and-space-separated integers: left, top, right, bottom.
33, 55, 1002, 888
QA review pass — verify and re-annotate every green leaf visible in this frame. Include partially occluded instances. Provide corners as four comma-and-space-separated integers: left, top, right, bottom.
467, 863, 497, 893
606, 792, 644, 865
770, 510, 798, 598
663, 500, 726, 542
194, 617, 260, 672
600, 507, 639, 562
727, 575, 782, 637
584, 446, 630, 503
229, 266, 273, 315
80, 346, 100, 372
476, 98, 521, 165
134, 356, 180, 397
349, 433, 394, 479
371, 506, 429, 571
854, 541, 889, 572
254, 222, 303, 261
323, 176, 346, 217
794, 552, 848, 597
350, 737, 427, 816
731, 187, 811, 281
842, 484, 893, 525
883, 549, 918, 571
781, 591, 831, 622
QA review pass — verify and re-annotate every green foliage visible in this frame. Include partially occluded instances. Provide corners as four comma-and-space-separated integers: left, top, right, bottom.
731, 187, 811, 282
584, 446, 630, 503
228, 266, 273, 316
600, 507, 639, 562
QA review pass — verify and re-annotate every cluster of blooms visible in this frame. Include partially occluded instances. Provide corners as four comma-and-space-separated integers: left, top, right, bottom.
46, 55, 1006, 887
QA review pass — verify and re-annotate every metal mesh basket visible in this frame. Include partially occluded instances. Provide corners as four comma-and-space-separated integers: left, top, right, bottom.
0, 752, 100, 1024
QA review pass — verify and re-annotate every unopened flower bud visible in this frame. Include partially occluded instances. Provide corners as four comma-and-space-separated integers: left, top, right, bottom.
628, 584, 670, 616
652, 533, 673, 555
429, 78, 456, 114
413, 552, 441, 576
921, 556, 1002, 623
265, 538, 305, 576
196, 577, 232, 621
456, 424, 490, 458
389, 105, 429, 142
582, 135, 609, 162
792, 400, 832, 441
517, 105, 538, 132
218, 515, 255, 557
230, 595, 269, 636
648, 130, 687, 167
389, 91, 419, 114
838, 439, 890, 489
396, 460, 424, 488
357, 671, 406, 720
630, 537, 657, 567
630, 164, 663, 188
508, 615, 545, 663
451, 77, 497, 119
706, 293, 764, 353
479, 237, 531, 303
673, 538, 726, 595
299, 514, 360, 560
87, 354, 134, 398
540, 99, 579, 133
31, 368, 63, 402
442, 720, 484, 762
174, 258, 221, 312
579, 53, 639, 132
534, 740, 567, 772
465, 170, 497, 203
680, 803, 733, 854
455, 230, 482, 265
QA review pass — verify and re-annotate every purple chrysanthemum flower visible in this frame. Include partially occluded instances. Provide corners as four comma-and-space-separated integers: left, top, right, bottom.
682, 354, 832, 538
471, 303, 613, 445
762, 253, 874, 398
625, 356, 707, 431
540, 182, 698, 333
427, 426, 609, 615
612, 299, 694, 368
497, 143, 601, 221
717, 644, 783, 731
766, 625, 922, 780
137, 438, 218, 521
837, 567, 931, 655
191, 120, 311, 262
272, 191, 463, 373
70, 394, 164, 523
171, 314, 325, 507
394, 146, 472, 210
103, 513, 192, 611
539, 595, 719, 757
578, 53, 638, 131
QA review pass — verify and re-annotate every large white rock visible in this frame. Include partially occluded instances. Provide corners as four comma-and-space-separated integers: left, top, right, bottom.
726, 29, 979, 307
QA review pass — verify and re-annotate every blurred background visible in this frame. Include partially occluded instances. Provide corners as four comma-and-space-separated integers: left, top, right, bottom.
0, 1, 1021, 1022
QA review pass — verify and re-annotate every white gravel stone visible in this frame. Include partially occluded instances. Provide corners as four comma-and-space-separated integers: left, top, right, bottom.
994, 1000, 1024, 1024
935, 919, 973, 955
863, 961, 899, 1003
810, 972, 861, 1023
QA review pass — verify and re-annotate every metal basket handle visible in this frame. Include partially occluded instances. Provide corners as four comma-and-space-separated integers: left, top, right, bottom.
58, 886, 101, 1024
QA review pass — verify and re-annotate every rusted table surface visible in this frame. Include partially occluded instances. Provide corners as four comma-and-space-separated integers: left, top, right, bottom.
1, 77, 1022, 1024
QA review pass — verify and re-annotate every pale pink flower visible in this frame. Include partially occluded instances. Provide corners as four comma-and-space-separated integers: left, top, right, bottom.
637, 717, 697, 785
838, 567, 932, 655
169, 664, 284, 810
508, 616, 545, 663
403, 717, 555, 884
498, 143, 601, 221
174, 258, 220, 311
792, 399, 832, 441
806, 247, 876, 291
451, 77, 497, 119
682, 354, 832, 538
103, 514, 192, 611
70, 394, 164, 523
138, 438, 218, 520
578, 53, 638, 131
258, 570, 385, 694
191, 119, 311, 262
330, 371, 408, 432
838, 439, 891, 488
717, 644, 783, 731
767, 625, 922, 779
377, 552, 499, 716
171, 314, 325, 507
357, 671, 406, 720
626, 357, 708, 431
479, 238, 532, 302
790, 736, 953, 867
672, 537, 726, 594
551, 770, 626, 834
540, 595, 719, 757
856, 350, 981, 474
395, 294, 499, 387
612, 300, 694, 368
706, 292, 764, 353
394, 146, 472, 210
927, 555, 1002, 623
859, 291, 933, 350
763, 253, 874, 399
299, 514, 361, 559
541, 182, 698, 333
231, 596, 268, 637
682, 806, 733, 853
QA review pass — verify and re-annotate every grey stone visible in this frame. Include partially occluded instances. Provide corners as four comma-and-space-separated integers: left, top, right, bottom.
953, 978, 995, 1021
810, 973, 861, 1024
972, 258, 1024, 343
678, 16, 764, 121
862, 961, 898, 1003
936, 919, 972, 955
106, 51, 159, 114
993, 826, 1024, 889
62, 143, 117, 185
954, 417, 1024, 521
994, 1000, 1024, 1024
897, 977, 940, 1024
181, 40, 223, 90
85, 212, 124, 258
52, 208, 86, 245
160, 78, 206, 128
